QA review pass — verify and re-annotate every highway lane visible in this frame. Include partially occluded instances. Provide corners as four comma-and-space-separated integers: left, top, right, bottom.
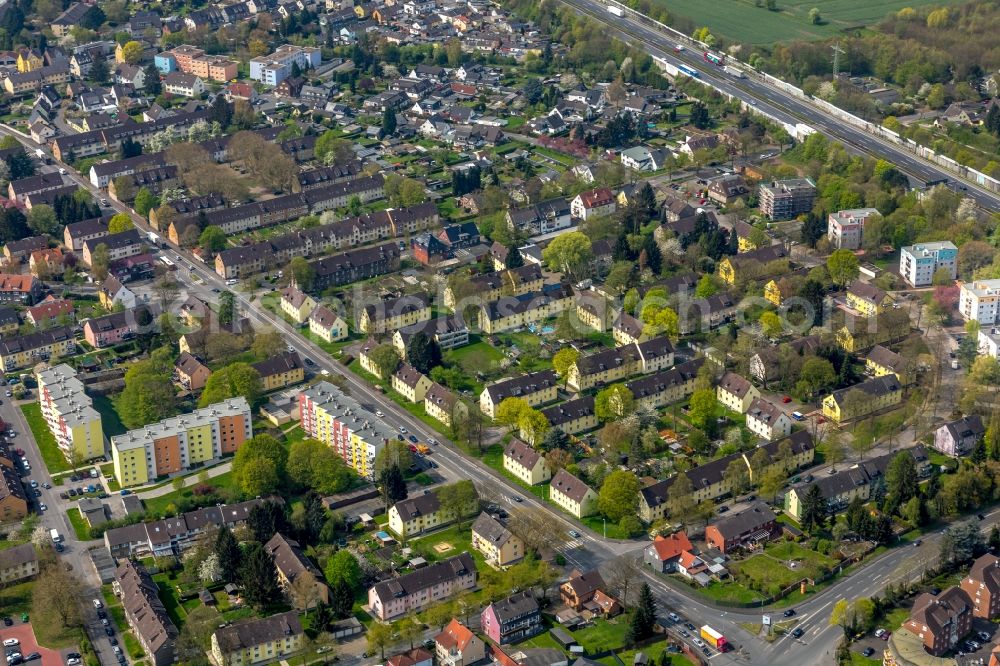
559, 0, 1000, 213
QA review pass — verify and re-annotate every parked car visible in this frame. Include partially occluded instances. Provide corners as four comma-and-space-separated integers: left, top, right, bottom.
862, 648, 875, 657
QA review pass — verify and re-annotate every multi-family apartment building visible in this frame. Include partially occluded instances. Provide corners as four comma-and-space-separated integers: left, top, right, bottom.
900, 241, 958, 287
424, 383, 466, 428
265, 533, 329, 609
0, 273, 42, 304
480, 370, 558, 418
82, 229, 143, 266
251, 352, 305, 392
744, 397, 792, 441
367, 553, 477, 621
960, 279, 1000, 324
83, 306, 157, 348
249, 45, 322, 86
443, 265, 543, 310
640, 431, 815, 523
961, 554, 1000, 620
549, 469, 598, 518
902, 588, 973, 656
360, 294, 432, 335
103, 499, 263, 558
933, 415, 985, 458
822, 374, 902, 424
565, 337, 674, 392
758, 178, 816, 220
502, 438, 551, 486
477, 283, 575, 334
309, 306, 348, 343
114, 560, 178, 666
392, 316, 469, 355
625, 358, 705, 411
845, 281, 894, 317
827, 208, 879, 250
388, 490, 476, 537
481, 592, 541, 644
111, 398, 252, 486
704, 502, 780, 553
525, 396, 596, 445
716, 371, 760, 414
471, 513, 524, 569
211, 611, 305, 666
0, 543, 38, 584
298, 381, 394, 480
36, 364, 104, 461
307, 243, 401, 292
0, 327, 76, 371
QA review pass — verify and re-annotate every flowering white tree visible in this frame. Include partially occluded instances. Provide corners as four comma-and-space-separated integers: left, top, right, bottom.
199, 553, 222, 583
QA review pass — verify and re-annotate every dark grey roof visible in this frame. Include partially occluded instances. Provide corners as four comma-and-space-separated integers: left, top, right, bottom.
392, 492, 441, 523
550, 469, 594, 503
471, 512, 516, 550
708, 501, 776, 541
487, 590, 539, 624
213, 611, 302, 653
485, 370, 557, 404
371, 553, 476, 601
541, 396, 595, 428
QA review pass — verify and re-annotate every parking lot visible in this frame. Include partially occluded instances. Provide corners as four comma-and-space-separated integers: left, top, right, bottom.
1, 621, 67, 666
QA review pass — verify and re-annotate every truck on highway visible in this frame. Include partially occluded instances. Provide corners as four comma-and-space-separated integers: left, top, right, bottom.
416, 443, 431, 454
50, 528, 62, 543
700, 626, 728, 651
723, 65, 745, 78
607, 4, 622, 16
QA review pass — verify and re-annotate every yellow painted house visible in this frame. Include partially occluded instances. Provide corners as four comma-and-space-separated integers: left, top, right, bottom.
822, 374, 902, 424
16, 50, 42, 73
717, 245, 787, 285
521, 396, 597, 445
211, 611, 304, 666
471, 512, 524, 568
37, 364, 104, 461
576, 292, 612, 332
763, 269, 810, 306
444, 265, 543, 310
866, 345, 910, 384
566, 337, 674, 393
480, 370, 558, 418
424, 382, 466, 428
836, 309, 910, 353
359, 294, 431, 336
478, 285, 574, 335
251, 352, 305, 392
503, 438, 551, 485
0, 327, 76, 372
716, 371, 760, 414
309, 305, 348, 343
846, 281, 893, 317
392, 363, 432, 403
549, 469, 598, 518
387, 489, 477, 537
279, 286, 316, 324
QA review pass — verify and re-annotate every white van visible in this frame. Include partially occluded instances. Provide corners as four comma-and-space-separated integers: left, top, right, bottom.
50, 528, 62, 543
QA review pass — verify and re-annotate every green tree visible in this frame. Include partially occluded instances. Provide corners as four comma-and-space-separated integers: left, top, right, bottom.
830, 599, 855, 636
598, 470, 641, 521
289, 256, 316, 292
199, 225, 227, 255
667, 471, 695, 523
324, 550, 362, 589
496, 397, 529, 431
240, 543, 280, 610
885, 451, 918, 512
115, 348, 178, 428
381, 108, 397, 137
436, 479, 478, 520
405, 331, 442, 374
374, 440, 413, 474
542, 231, 593, 278
251, 331, 285, 361
378, 464, 407, 509
27, 204, 59, 235
808, 7, 821, 23
368, 344, 400, 380
90, 243, 110, 281
759, 311, 782, 338
826, 249, 860, 287
694, 274, 717, 298
594, 384, 635, 421
799, 357, 836, 396
199, 363, 263, 407
233, 434, 287, 494
626, 583, 656, 645
926, 83, 946, 109
397, 178, 427, 206
120, 40, 143, 64
134, 187, 158, 217
214, 527, 242, 583
687, 389, 717, 430
552, 348, 580, 380
800, 483, 828, 532
218, 291, 235, 326
519, 407, 549, 444
288, 439, 353, 494
89, 55, 109, 84
315, 132, 355, 166
108, 212, 134, 233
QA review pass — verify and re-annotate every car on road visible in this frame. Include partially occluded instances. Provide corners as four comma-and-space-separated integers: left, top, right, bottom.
679, 630, 689, 638
38, 504, 46, 512
791, 628, 804, 638
104, 627, 114, 637
93, 599, 103, 609
717, 505, 729, 514
97, 610, 106, 619
408, 435, 418, 443
108, 638, 117, 646
692, 638, 705, 648
399, 427, 407, 434
874, 629, 886, 639
667, 613, 680, 623
862, 648, 875, 657
66, 659, 80, 666
428, 438, 438, 445
512, 496, 522, 502
112, 647, 121, 656
783, 609, 796, 617
978, 513, 986, 520
41, 482, 49, 489
685, 623, 697, 632
914, 540, 922, 547
303, 358, 315, 366
29, 480, 37, 488
375, 411, 384, 417
54, 542, 63, 552
101, 619, 109, 627
568, 530, 581, 538
782, 396, 791, 403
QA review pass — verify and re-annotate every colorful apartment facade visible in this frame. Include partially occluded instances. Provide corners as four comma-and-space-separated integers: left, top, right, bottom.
36, 364, 104, 461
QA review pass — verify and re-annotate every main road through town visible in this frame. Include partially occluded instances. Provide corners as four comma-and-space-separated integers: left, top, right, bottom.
556, 0, 1000, 214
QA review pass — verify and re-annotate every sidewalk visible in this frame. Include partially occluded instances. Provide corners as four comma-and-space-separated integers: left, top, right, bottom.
135, 461, 232, 499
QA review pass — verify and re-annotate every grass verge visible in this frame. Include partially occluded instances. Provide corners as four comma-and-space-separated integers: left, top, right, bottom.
21, 402, 70, 473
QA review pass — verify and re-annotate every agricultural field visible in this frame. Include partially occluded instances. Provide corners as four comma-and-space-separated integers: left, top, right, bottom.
653, 0, 968, 44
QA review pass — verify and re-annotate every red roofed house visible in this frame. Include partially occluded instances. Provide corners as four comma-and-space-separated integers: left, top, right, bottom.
570, 187, 617, 220
434, 619, 485, 666
29, 247, 64, 277
960, 553, 1000, 619
591, 589, 622, 617
226, 81, 256, 102
643, 532, 694, 573
25, 296, 74, 328
387, 648, 432, 666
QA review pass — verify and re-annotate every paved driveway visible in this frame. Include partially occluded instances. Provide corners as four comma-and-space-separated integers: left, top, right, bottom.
0, 622, 65, 666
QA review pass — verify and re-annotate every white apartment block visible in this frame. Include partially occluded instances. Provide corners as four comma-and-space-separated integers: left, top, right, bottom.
249, 45, 321, 86
960, 280, 1000, 324
979, 327, 1000, 359
36, 363, 104, 461
827, 208, 879, 250
899, 241, 957, 287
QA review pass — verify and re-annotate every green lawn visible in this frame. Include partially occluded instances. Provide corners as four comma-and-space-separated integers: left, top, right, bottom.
571, 618, 630, 653
697, 580, 764, 605
731, 541, 837, 593
92, 395, 127, 437
66, 508, 93, 541
21, 403, 70, 473
651, 0, 969, 44
141, 470, 237, 516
